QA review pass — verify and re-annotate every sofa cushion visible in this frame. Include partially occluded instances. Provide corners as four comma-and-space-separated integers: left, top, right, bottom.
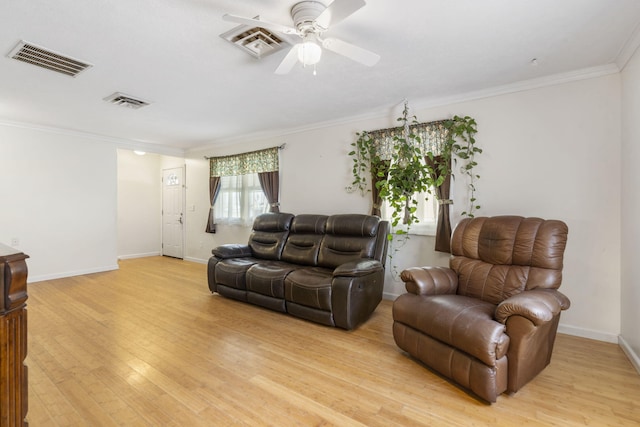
249, 212, 294, 260
246, 261, 300, 298
318, 214, 380, 269
284, 267, 333, 311
281, 214, 328, 265
326, 214, 380, 237
253, 212, 295, 232
215, 258, 260, 290
393, 293, 510, 366
211, 244, 253, 259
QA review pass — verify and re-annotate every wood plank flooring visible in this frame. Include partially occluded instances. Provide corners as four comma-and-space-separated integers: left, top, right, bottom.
25, 256, 640, 426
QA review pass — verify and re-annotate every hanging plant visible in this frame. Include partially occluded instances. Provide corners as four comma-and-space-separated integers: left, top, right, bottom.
443, 115, 482, 217
348, 105, 481, 230
376, 104, 437, 232
349, 131, 379, 197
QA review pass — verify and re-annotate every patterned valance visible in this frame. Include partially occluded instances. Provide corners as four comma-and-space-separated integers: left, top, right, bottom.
366, 120, 450, 161
209, 146, 279, 177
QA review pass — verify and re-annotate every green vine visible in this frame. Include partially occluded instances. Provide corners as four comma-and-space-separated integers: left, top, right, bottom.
377, 104, 435, 232
349, 131, 378, 197
443, 115, 482, 217
348, 106, 481, 229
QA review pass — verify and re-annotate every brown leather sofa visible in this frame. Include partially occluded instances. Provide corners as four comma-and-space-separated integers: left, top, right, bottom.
207, 212, 390, 330
392, 216, 569, 402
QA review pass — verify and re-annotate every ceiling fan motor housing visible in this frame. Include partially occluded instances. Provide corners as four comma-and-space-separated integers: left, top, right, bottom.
291, 1, 327, 33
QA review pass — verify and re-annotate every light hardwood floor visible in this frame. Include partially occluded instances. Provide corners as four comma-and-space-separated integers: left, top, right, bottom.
25, 257, 640, 426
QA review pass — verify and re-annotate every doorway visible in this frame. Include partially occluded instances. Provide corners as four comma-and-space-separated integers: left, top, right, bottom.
162, 167, 184, 259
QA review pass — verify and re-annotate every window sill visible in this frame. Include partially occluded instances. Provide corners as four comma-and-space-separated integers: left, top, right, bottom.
389, 221, 437, 237
215, 219, 254, 228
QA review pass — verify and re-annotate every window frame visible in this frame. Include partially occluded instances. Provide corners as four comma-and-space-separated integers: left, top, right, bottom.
213, 173, 268, 227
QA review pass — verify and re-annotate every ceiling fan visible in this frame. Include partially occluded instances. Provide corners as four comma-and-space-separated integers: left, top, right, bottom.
223, 0, 380, 74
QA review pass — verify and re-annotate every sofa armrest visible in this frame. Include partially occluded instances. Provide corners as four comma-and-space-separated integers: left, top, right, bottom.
495, 289, 571, 326
333, 259, 383, 277
400, 266, 458, 296
211, 244, 252, 259
332, 265, 385, 330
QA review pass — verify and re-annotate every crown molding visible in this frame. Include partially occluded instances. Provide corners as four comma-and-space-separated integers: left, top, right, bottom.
616, 20, 640, 71
186, 107, 392, 155
2, 62, 622, 158
0, 119, 185, 157
409, 63, 621, 112
188, 63, 622, 154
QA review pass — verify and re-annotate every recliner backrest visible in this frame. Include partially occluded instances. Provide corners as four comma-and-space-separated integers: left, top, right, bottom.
248, 212, 294, 260
281, 214, 328, 265
450, 216, 568, 305
318, 214, 387, 269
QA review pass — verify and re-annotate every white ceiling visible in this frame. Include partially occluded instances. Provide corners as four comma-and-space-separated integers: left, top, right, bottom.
1, 0, 640, 154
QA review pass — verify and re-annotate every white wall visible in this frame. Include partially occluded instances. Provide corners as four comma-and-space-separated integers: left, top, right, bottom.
621, 47, 640, 370
0, 70, 622, 346
116, 151, 187, 260
429, 76, 622, 342
184, 157, 214, 262
185, 141, 282, 263
187, 73, 622, 343
0, 124, 118, 281
117, 149, 161, 259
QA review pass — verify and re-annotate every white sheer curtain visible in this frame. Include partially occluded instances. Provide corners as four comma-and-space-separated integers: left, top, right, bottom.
214, 174, 268, 226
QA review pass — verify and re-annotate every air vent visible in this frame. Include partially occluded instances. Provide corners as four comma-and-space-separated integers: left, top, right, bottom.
221, 18, 290, 58
8, 40, 92, 77
103, 92, 151, 109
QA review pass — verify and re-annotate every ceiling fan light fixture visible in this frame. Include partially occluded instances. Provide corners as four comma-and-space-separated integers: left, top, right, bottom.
298, 40, 322, 65
224, 0, 379, 75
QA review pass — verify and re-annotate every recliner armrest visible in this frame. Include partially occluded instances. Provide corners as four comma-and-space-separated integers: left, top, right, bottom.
333, 259, 383, 277
400, 266, 458, 295
211, 244, 252, 259
495, 289, 571, 326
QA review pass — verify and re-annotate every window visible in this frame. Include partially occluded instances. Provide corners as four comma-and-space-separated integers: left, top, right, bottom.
381, 189, 439, 236
206, 146, 280, 234
214, 174, 268, 226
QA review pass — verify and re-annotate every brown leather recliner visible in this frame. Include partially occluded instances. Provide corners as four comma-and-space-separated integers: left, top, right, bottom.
392, 216, 570, 402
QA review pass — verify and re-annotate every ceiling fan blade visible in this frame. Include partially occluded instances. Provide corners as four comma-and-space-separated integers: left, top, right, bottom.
222, 13, 297, 35
322, 37, 380, 66
315, 0, 366, 30
275, 45, 301, 75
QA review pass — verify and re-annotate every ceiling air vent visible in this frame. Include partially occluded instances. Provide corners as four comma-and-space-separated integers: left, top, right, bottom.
7, 40, 92, 77
220, 18, 290, 58
103, 92, 151, 109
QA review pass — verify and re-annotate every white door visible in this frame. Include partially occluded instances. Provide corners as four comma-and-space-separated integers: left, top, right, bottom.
162, 167, 184, 259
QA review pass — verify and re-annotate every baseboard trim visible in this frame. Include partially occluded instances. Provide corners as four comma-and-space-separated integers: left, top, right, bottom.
556, 324, 619, 344
619, 335, 640, 374
118, 252, 161, 260
29, 264, 120, 283
382, 292, 398, 301
184, 257, 208, 265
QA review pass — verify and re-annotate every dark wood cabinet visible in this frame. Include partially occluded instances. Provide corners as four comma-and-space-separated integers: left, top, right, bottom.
0, 244, 29, 426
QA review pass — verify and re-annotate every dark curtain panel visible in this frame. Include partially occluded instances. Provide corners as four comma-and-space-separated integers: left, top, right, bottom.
426, 156, 452, 253
370, 161, 390, 217
258, 171, 280, 213
205, 176, 221, 233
